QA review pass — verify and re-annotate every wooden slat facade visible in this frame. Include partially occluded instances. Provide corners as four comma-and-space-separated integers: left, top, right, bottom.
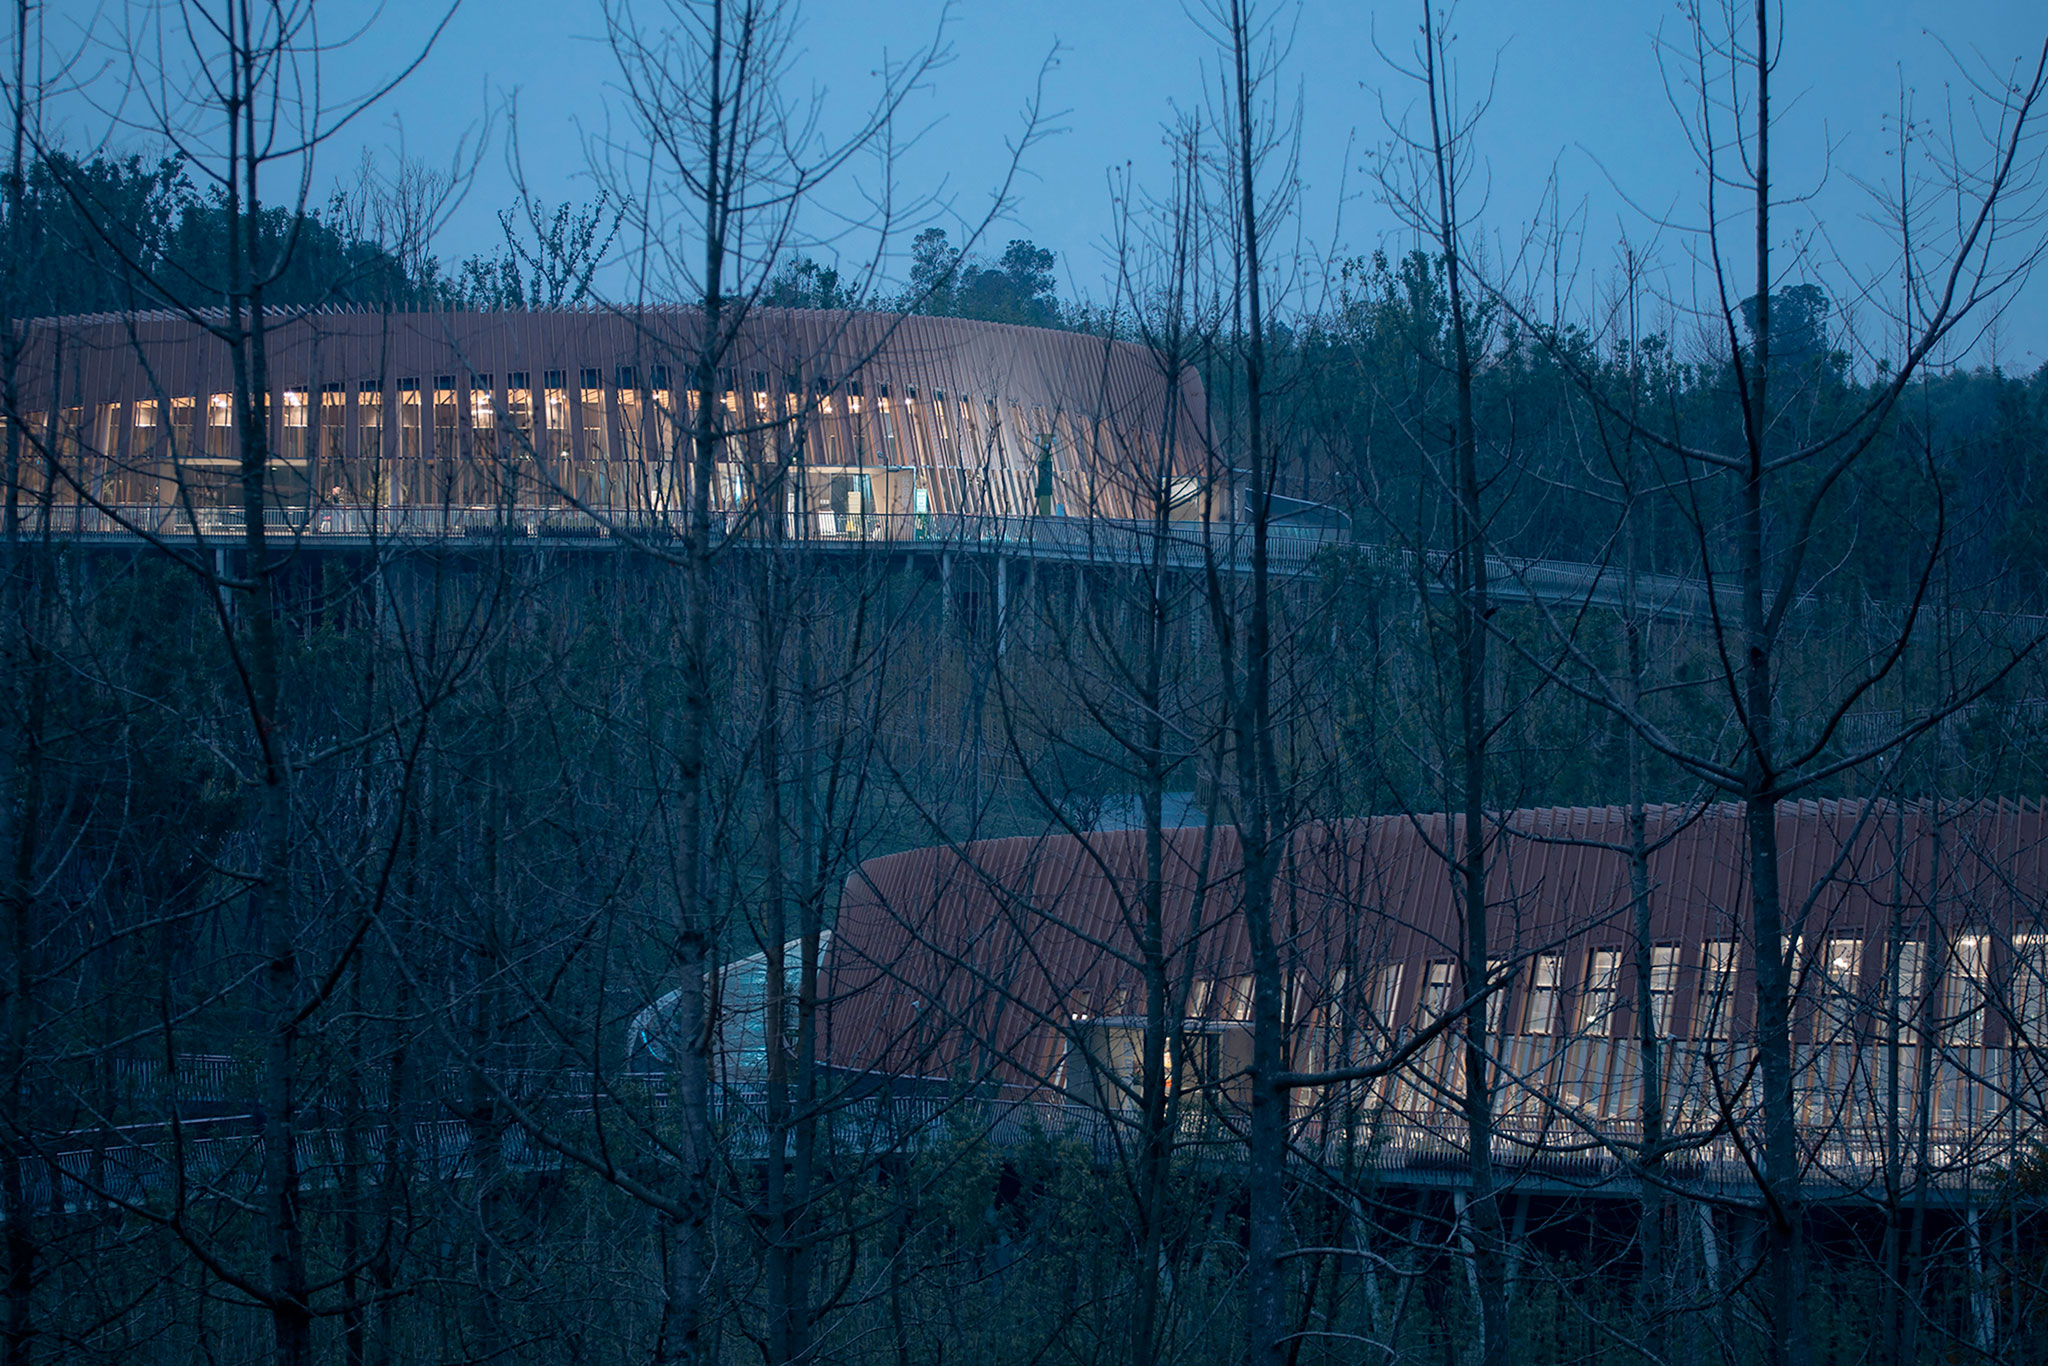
5, 306, 1210, 535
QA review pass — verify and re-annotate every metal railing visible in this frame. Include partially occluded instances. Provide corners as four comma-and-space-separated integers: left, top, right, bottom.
16, 501, 1346, 571
8, 1058, 2037, 1223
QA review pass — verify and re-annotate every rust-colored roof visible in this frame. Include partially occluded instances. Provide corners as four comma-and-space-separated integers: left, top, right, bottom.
821, 800, 2048, 1087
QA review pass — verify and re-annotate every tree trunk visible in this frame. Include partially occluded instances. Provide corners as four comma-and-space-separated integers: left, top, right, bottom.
658, 75, 728, 1350
1737, 12, 1809, 1363
1130, 445, 1175, 1366
760, 547, 799, 1366
224, 23, 311, 1355
0, 6, 35, 1349
1419, 6, 1507, 1358
1227, 2, 1289, 1357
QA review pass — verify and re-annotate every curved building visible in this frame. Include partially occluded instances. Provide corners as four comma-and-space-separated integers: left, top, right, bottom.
7, 307, 1209, 538
821, 801, 2048, 1194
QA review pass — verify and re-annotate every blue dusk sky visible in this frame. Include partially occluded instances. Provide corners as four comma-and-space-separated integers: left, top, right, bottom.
39, 1, 2048, 368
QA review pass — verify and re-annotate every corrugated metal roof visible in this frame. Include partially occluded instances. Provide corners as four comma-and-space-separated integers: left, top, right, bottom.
821, 800, 2048, 1088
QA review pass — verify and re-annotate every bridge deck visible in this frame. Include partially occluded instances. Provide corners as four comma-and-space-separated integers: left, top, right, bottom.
9, 1078, 2023, 1220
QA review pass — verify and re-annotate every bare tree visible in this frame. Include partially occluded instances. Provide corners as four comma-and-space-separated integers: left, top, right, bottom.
25, 5, 457, 1364
1193, 3, 1297, 1359
409, 5, 1063, 1364
960, 114, 1233, 1366
1477, 9, 2048, 1364
0, 5, 49, 1360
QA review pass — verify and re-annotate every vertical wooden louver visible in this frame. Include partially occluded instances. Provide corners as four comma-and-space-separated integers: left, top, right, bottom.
8, 308, 1212, 536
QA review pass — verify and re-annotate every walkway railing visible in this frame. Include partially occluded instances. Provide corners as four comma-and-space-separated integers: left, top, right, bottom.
26, 502, 1345, 574
6, 1061, 2035, 1223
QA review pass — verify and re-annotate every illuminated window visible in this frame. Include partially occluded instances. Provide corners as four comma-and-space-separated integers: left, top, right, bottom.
52, 410, 81, 476
92, 402, 120, 458
356, 384, 384, 504
1218, 975, 1253, 1022
1946, 933, 1989, 1046
433, 379, 458, 472
128, 400, 160, 490
86, 404, 125, 498
1524, 955, 1562, 1036
1485, 957, 1510, 1038
1580, 949, 1621, 1037
2014, 935, 2048, 1046
1369, 964, 1405, 1036
618, 385, 644, 462
1698, 940, 1738, 1040
1818, 939, 1863, 1026
398, 383, 422, 462
358, 383, 383, 442
1780, 935, 1808, 999
651, 373, 677, 469
281, 388, 309, 464
1418, 961, 1453, 1024
1895, 940, 1926, 1001
506, 373, 534, 445
208, 393, 234, 459
470, 376, 498, 491
169, 397, 194, 458
1649, 945, 1681, 1036
319, 385, 345, 466
580, 378, 609, 461
543, 371, 570, 462
1886, 940, 1928, 1042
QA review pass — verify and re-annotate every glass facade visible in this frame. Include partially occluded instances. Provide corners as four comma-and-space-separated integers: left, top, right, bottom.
281, 388, 309, 465
15, 320, 1204, 536
1698, 940, 1738, 1039
1524, 955, 1562, 1036
542, 372, 570, 507
577, 373, 609, 507
122, 400, 160, 505
207, 393, 233, 460
356, 382, 383, 505
1485, 956, 1510, 1037
470, 375, 497, 505
169, 398, 194, 468
319, 386, 346, 500
1369, 965, 1404, 1035
398, 384, 422, 503
2015, 935, 2048, 1043
431, 380, 457, 506
1946, 933, 1989, 1046
1580, 949, 1621, 1037
506, 373, 533, 506
1418, 960, 1453, 1023
1125, 920, 2048, 1148
1648, 945, 1680, 1036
